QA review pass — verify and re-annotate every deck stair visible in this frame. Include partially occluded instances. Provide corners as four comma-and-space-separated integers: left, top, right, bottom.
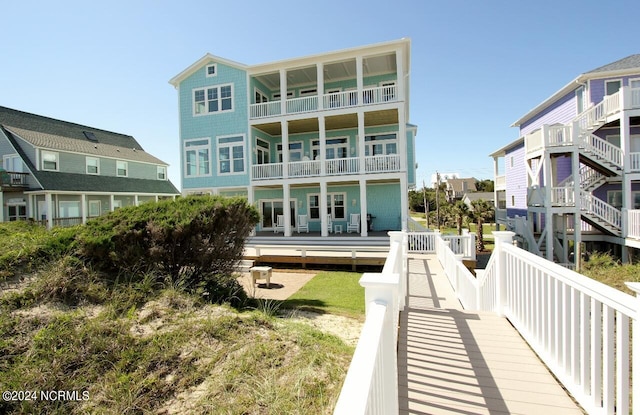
579, 191, 622, 236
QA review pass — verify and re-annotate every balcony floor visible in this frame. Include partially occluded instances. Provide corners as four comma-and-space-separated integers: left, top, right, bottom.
398, 255, 583, 414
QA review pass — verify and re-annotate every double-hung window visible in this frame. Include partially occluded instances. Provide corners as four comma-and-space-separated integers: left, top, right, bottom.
184, 139, 211, 177
218, 135, 245, 174
194, 84, 233, 115
116, 160, 128, 177
86, 157, 99, 175
157, 166, 167, 180
41, 151, 59, 171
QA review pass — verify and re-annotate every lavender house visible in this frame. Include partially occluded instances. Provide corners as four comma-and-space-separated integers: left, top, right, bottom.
490, 55, 640, 266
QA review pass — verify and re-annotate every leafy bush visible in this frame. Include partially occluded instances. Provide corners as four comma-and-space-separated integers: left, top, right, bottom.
77, 196, 259, 301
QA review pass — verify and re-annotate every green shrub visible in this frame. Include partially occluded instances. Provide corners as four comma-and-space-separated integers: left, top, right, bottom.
77, 196, 259, 302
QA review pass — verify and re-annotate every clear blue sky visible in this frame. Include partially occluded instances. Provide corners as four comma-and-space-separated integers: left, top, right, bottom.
2, 0, 639, 190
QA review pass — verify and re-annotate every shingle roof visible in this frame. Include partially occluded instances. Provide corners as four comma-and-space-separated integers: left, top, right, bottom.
32, 171, 179, 194
0, 106, 168, 165
586, 54, 640, 74
6, 126, 166, 165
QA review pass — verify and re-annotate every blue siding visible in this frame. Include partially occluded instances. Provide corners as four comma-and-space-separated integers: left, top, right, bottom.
179, 60, 249, 190
521, 91, 576, 136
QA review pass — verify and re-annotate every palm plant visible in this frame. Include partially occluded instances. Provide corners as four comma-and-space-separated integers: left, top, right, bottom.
452, 201, 470, 235
470, 199, 494, 252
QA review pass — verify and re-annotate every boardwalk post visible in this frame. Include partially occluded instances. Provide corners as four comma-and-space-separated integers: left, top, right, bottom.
492, 231, 515, 317
625, 282, 640, 415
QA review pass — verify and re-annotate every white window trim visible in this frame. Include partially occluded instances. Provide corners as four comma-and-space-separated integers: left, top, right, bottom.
277, 141, 304, 163
364, 132, 398, 156
217, 134, 246, 176
3, 153, 23, 172
256, 137, 270, 165
86, 156, 100, 175
192, 83, 234, 116
272, 90, 294, 100
116, 160, 128, 177
206, 63, 217, 78
88, 200, 101, 217
41, 150, 59, 171
308, 192, 346, 221
254, 88, 268, 104
605, 79, 622, 96
312, 137, 349, 159
157, 165, 167, 180
184, 138, 212, 178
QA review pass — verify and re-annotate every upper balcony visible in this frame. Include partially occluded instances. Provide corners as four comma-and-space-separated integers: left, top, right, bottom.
252, 154, 400, 181
249, 50, 403, 121
0, 171, 29, 190
250, 85, 398, 120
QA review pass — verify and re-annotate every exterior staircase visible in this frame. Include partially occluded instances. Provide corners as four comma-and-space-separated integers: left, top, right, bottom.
580, 191, 622, 236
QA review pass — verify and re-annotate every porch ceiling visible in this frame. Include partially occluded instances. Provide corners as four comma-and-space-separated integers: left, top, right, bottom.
252, 109, 399, 136
253, 52, 397, 89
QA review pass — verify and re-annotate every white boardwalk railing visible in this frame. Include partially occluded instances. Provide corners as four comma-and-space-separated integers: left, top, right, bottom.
335, 230, 638, 415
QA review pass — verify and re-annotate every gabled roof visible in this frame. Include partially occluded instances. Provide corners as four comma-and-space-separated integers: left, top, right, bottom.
0, 106, 168, 165
586, 54, 640, 74
446, 178, 477, 192
511, 54, 640, 128
168, 53, 248, 87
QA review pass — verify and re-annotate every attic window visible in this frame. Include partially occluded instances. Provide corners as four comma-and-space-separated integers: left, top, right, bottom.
83, 131, 98, 142
206, 64, 217, 77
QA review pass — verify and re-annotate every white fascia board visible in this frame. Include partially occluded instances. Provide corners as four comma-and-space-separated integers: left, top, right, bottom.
489, 137, 525, 158
169, 53, 248, 87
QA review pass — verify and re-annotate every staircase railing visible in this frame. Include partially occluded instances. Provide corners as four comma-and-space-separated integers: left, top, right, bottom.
580, 191, 622, 229
574, 90, 621, 135
579, 164, 606, 190
579, 133, 623, 169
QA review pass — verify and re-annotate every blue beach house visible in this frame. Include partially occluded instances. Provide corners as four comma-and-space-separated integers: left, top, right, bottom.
169, 39, 417, 237
490, 54, 640, 265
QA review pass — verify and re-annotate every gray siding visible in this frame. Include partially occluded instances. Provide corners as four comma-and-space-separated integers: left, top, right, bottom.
46, 149, 160, 180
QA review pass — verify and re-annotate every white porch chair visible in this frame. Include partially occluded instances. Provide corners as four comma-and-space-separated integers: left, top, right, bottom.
347, 213, 360, 233
326, 214, 333, 234
297, 214, 309, 233
274, 215, 285, 233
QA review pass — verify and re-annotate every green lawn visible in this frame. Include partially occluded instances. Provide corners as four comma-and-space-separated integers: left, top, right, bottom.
282, 271, 365, 319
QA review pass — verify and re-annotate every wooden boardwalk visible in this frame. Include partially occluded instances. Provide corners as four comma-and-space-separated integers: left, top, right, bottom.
398, 254, 584, 415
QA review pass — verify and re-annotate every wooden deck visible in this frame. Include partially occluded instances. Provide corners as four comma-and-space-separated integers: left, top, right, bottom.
398, 254, 584, 415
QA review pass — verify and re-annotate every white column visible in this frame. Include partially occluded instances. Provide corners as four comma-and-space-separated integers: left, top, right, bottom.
279, 69, 287, 115
320, 181, 328, 237
358, 111, 366, 174
319, 115, 327, 176
110, 194, 115, 211
356, 55, 364, 104
81, 194, 87, 224
398, 105, 407, 171
395, 47, 405, 102
317, 62, 324, 110
248, 185, 254, 205
400, 175, 408, 231
134, 195, 139, 206
359, 178, 368, 237
283, 183, 291, 237
45, 192, 53, 229
282, 120, 289, 179
572, 150, 582, 270
0, 191, 4, 222
542, 138, 553, 261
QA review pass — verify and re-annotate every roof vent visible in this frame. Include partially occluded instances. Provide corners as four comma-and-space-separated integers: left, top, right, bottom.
83, 131, 98, 142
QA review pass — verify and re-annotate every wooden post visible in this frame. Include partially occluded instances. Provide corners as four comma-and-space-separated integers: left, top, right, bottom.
493, 231, 515, 317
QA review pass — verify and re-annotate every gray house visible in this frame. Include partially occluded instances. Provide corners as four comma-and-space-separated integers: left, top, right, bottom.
0, 106, 179, 227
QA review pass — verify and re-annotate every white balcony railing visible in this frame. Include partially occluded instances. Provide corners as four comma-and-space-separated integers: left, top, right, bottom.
628, 209, 640, 239
288, 159, 321, 177
630, 152, 640, 172
326, 157, 359, 175
252, 163, 283, 180
249, 84, 399, 120
550, 186, 575, 206
365, 154, 400, 173
286, 95, 318, 114
495, 175, 506, 190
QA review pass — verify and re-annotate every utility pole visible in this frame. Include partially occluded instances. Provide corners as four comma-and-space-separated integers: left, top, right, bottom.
422, 180, 428, 227
436, 172, 441, 229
